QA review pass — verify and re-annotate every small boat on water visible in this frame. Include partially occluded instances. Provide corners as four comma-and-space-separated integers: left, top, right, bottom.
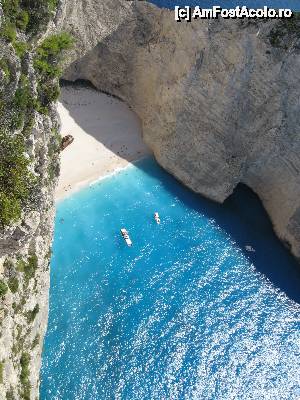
120, 228, 132, 246
154, 212, 161, 224
245, 245, 255, 252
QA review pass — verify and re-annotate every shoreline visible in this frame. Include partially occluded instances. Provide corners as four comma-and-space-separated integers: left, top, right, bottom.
56, 154, 150, 203
55, 85, 150, 201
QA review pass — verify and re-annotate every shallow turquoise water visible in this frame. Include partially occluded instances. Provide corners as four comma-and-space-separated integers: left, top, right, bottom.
41, 157, 300, 399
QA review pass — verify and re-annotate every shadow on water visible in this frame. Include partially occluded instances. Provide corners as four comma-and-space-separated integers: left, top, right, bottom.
135, 157, 300, 305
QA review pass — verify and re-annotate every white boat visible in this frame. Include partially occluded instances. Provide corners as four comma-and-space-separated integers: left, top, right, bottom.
120, 228, 132, 246
154, 212, 161, 224
245, 245, 255, 252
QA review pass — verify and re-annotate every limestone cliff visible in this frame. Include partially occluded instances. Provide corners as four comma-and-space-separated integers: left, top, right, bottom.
0, 2, 69, 398
59, 1, 300, 260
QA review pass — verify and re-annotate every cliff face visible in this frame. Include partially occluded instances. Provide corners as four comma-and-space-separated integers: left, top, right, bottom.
0, 2, 64, 398
59, 1, 300, 259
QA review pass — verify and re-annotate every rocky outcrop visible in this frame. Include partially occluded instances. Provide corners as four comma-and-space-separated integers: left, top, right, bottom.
59, 1, 300, 259
0, 77, 58, 398
0, 104, 57, 398
0, 3, 62, 398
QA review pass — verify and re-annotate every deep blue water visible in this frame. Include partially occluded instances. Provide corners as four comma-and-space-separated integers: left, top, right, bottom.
149, 0, 300, 10
41, 157, 300, 399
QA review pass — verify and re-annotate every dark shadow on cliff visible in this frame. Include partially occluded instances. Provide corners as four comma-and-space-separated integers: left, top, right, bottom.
58, 2, 165, 166
58, 79, 151, 165
135, 156, 300, 305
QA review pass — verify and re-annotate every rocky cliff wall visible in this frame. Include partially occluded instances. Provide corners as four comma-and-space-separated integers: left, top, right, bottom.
59, 1, 300, 260
0, 2, 66, 398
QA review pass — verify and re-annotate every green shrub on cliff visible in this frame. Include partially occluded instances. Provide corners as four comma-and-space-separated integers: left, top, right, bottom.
48, 0, 58, 12
0, 194, 22, 227
16, 253, 38, 286
20, 352, 31, 400
37, 32, 73, 58
4, 259, 15, 272
8, 72, 34, 131
33, 32, 73, 114
2, 0, 20, 20
0, 280, 8, 297
13, 75, 31, 111
16, 10, 29, 31
13, 41, 28, 58
0, 1, 71, 231
0, 130, 35, 228
1, 0, 58, 35
34, 32, 73, 78
6, 388, 14, 400
26, 304, 39, 323
1, 0, 23, 40
38, 81, 60, 105
31, 333, 40, 349
23, 253, 38, 283
0, 361, 4, 384
0, 58, 11, 83
8, 277, 19, 293
22, 0, 58, 33
269, 12, 300, 48
1, 22, 17, 42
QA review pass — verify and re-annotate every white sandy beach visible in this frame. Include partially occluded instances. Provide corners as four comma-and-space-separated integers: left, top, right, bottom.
56, 84, 149, 200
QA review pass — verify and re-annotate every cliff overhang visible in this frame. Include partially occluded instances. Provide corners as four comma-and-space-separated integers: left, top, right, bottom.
58, 1, 300, 260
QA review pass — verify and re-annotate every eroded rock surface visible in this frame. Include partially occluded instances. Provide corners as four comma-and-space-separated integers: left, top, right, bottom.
59, 1, 300, 259
0, 3, 62, 398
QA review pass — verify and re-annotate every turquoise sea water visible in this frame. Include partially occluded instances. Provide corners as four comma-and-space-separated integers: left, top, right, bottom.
41, 157, 300, 399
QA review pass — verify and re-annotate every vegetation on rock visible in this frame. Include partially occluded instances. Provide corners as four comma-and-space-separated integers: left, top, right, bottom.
8, 277, 19, 293
0, 280, 8, 297
269, 12, 300, 49
34, 32, 73, 113
20, 352, 31, 400
26, 304, 39, 323
0, 0, 73, 227
1, 0, 57, 36
0, 130, 35, 228
16, 253, 38, 285
1, 21, 17, 42
0, 361, 4, 384
0, 0, 72, 398
0, 58, 11, 83
35, 33, 73, 77
6, 388, 15, 400
4, 259, 15, 273
31, 333, 40, 349
13, 40, 28, 58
